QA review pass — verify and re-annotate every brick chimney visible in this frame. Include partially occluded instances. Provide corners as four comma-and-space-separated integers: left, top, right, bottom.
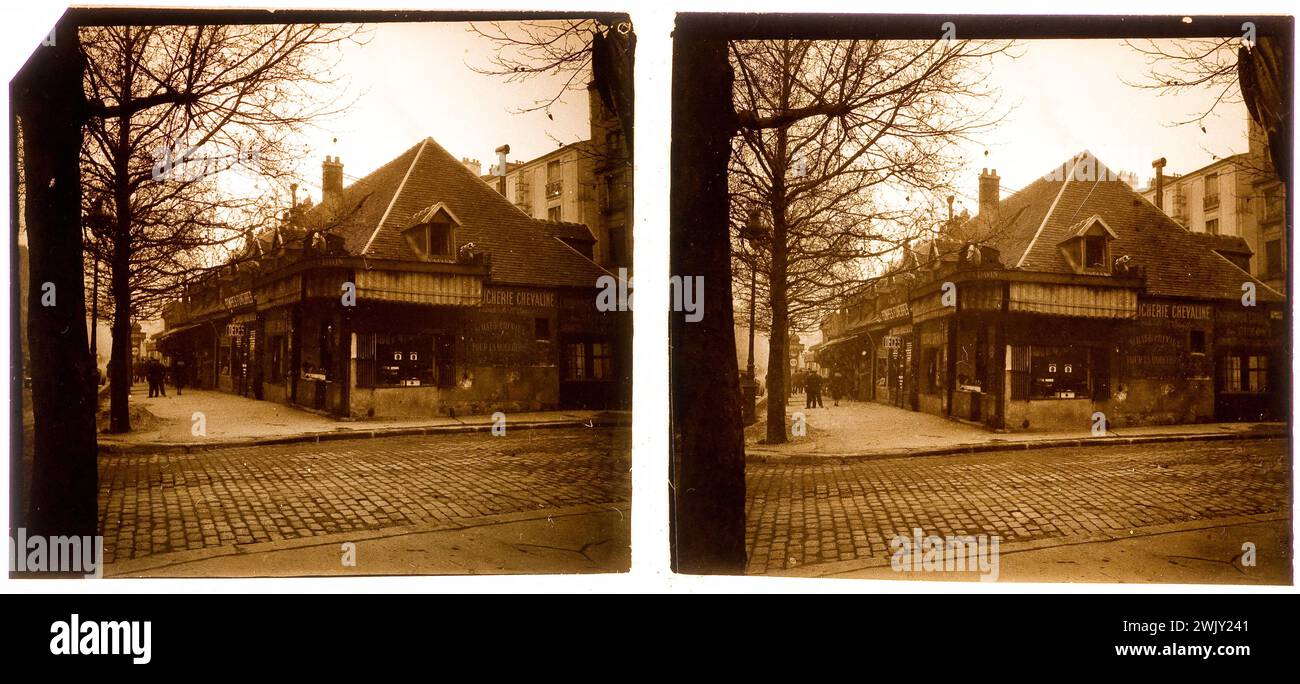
461, 157, 482, 177
978, 168, 1000, 216
322, 156, 343, 204
1151, 157, 1166, 211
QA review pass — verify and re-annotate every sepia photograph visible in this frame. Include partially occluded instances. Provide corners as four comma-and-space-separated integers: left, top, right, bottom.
11, 9, 633, 577
670, 14, 1292, 582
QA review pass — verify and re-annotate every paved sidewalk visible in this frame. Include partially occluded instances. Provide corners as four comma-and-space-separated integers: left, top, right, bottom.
747, 399, 1285, 462
99, 383, 627, 454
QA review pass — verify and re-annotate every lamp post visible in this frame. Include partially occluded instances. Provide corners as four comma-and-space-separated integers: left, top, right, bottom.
739, 207, 768, 425
85, 199, 110, 385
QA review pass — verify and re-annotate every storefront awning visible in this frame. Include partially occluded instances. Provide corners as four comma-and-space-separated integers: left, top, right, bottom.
355, 270, 482, 306
1009, 282, 1136, 319
153, 322, 202, 344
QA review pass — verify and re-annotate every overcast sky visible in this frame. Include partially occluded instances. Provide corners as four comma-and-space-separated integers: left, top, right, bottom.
950, 38, 1248, 212
284, 21, 589, 203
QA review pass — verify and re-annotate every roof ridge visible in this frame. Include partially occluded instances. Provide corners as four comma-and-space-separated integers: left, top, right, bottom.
363, 139, 428, 255
1015, 159, 1076, 268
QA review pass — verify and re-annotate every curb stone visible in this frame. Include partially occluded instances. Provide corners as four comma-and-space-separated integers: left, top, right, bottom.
746, 428, 1288, 465
98, 416, 629, 456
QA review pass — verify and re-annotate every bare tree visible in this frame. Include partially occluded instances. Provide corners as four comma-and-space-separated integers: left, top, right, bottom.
468, 18, 635, 145
728, 39, 1012, 445
1124, 35, 1289, 187
78, 23, 363, 433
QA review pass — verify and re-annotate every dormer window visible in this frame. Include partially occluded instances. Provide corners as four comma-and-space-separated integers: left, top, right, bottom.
403, 203, 461, 262
1084, 234, 1106, 268
1059, 214, 1118, 275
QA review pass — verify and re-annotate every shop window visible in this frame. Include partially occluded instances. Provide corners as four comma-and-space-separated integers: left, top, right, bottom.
1189, 330, 1207, 355
535, 317, 551, 341
1027, 346, 1090, 399
922, 347, 940, 394
1247, 355, 1268, 392
435, 334, 455, 389
565, 342, 586, 380
1224, 354, 1270, 393
591, 342, 612, 380
564, 340, 613, 381
1223, 356, 1242, 392
376, 333, 434, 386
270, 335, 287, 383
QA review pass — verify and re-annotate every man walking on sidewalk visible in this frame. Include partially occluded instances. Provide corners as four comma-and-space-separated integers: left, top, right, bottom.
173, 358, 187, 396
805, 371, 824, 409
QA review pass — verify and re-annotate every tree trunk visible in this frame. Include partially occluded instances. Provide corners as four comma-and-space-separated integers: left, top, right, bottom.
14, 25, 99, 541
764, 127, 790, 444
108, 244, 132, 433
108, 106, 133, 433
669, 39, 747, 574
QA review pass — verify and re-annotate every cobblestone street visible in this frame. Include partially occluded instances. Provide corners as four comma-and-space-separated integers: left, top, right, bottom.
98, 427, 630, 564
745, 438, 1290, 575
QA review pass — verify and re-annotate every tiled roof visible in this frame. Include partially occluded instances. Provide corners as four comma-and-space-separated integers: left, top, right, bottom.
962, 152, 1283, 303
299, 138, 610, 289
539, 220, 596, 243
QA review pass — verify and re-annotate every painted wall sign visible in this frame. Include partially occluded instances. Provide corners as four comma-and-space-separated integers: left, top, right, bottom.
482, 287, 556, 309
1136, 300, 1212, 321
223, 291, 254, 309
876, 303, 910, 322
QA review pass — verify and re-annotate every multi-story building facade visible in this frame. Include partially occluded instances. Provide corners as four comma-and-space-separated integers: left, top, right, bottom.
1141, 119, 1288, 293
482, 83, 631, 272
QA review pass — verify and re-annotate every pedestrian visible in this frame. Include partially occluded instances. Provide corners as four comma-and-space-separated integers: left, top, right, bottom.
149, 359, 166, 397
805, 371, 824, 409
173, 358, 187, 396
830, 371, 844, 407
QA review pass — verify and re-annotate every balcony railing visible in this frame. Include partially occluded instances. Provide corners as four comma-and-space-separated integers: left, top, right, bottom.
545, 180, 563, 199
1203, 193, 1220, 211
